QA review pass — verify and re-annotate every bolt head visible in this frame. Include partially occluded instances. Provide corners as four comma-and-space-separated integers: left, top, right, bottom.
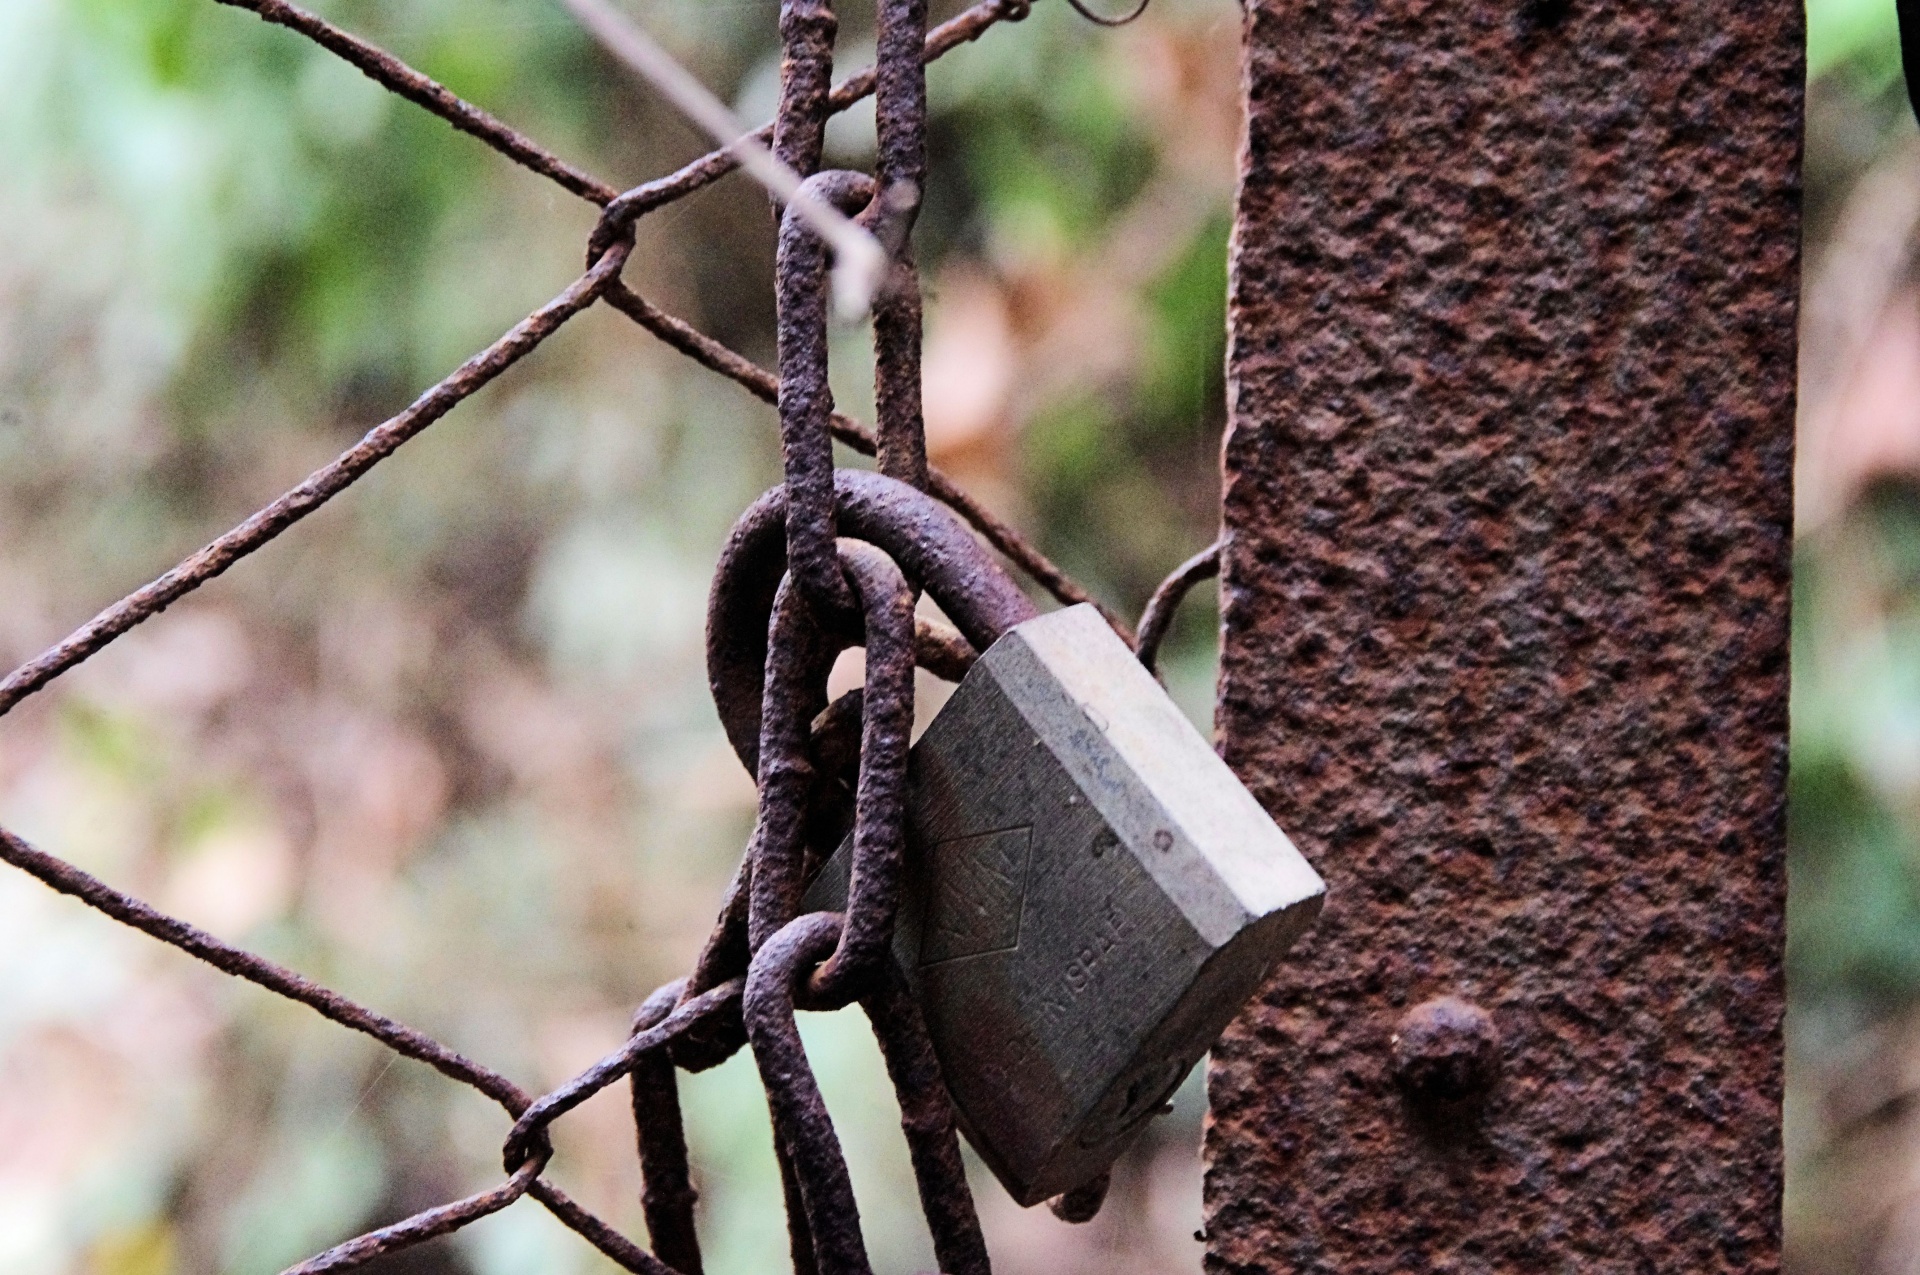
1391, 996, 1499, 1104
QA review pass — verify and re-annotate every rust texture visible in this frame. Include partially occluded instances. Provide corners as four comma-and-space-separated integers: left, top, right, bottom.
1206, 2, 1801, 1271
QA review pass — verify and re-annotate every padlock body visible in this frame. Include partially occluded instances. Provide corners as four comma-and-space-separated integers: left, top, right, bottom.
805, 604, 1324, 1206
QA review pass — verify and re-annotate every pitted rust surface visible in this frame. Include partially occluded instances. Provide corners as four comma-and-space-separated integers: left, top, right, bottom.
1206, 2, 1800, 1271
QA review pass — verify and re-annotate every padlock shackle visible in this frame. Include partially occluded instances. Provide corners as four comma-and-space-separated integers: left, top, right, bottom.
707, 468, 1038, 777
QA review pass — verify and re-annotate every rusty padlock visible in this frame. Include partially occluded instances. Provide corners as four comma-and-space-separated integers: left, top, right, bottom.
805, 601, 1325, 1205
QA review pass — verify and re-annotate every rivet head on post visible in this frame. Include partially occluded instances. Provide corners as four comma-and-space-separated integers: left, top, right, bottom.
1391, 996, 1499, 1104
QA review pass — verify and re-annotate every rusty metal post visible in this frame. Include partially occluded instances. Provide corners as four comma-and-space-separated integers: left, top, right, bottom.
1206, 4, 1801, 1271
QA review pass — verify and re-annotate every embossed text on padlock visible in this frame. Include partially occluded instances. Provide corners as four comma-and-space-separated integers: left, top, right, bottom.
805, 603, 1325, 1206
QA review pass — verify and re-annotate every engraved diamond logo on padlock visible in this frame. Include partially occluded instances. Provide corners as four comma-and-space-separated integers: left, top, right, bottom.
806, 602, 1326, 1206
920, 827, 1032, 965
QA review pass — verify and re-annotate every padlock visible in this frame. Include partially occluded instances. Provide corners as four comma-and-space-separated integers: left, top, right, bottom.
804, 602, 1325, 1206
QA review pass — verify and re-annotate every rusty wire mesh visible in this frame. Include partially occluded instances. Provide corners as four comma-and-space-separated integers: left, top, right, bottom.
0, 0, 1211, 1270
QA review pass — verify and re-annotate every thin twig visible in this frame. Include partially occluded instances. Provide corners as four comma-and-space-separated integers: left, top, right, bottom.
220, 0, 1025, 230
561, 0, 886, 316
210, 0, 1114, 627
586, 0, 1028, 255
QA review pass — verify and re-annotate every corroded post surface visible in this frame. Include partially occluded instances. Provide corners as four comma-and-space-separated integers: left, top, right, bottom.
1206, 4, 1801, 1271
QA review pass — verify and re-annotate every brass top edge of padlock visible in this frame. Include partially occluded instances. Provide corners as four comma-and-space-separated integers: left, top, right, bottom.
981, 604, 1327, 946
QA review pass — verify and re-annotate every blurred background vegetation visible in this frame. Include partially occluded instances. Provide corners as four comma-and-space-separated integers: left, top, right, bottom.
1795, 1, 1920, 1271
3, 0, 1915, 1271
0, 0, 1235, 1270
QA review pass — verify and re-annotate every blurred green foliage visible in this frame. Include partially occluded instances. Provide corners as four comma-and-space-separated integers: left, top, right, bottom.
1792, 489, 1920, 1009
1809, 0, 1905, 87
13, 0, 1913, 1266
1024, 213, 1227, 608
0, 0, 1233, 1271
1789, 0, 1918, 1042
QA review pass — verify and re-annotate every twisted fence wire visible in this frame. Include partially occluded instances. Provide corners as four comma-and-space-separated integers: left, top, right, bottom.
0, 0, 1189, 1269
